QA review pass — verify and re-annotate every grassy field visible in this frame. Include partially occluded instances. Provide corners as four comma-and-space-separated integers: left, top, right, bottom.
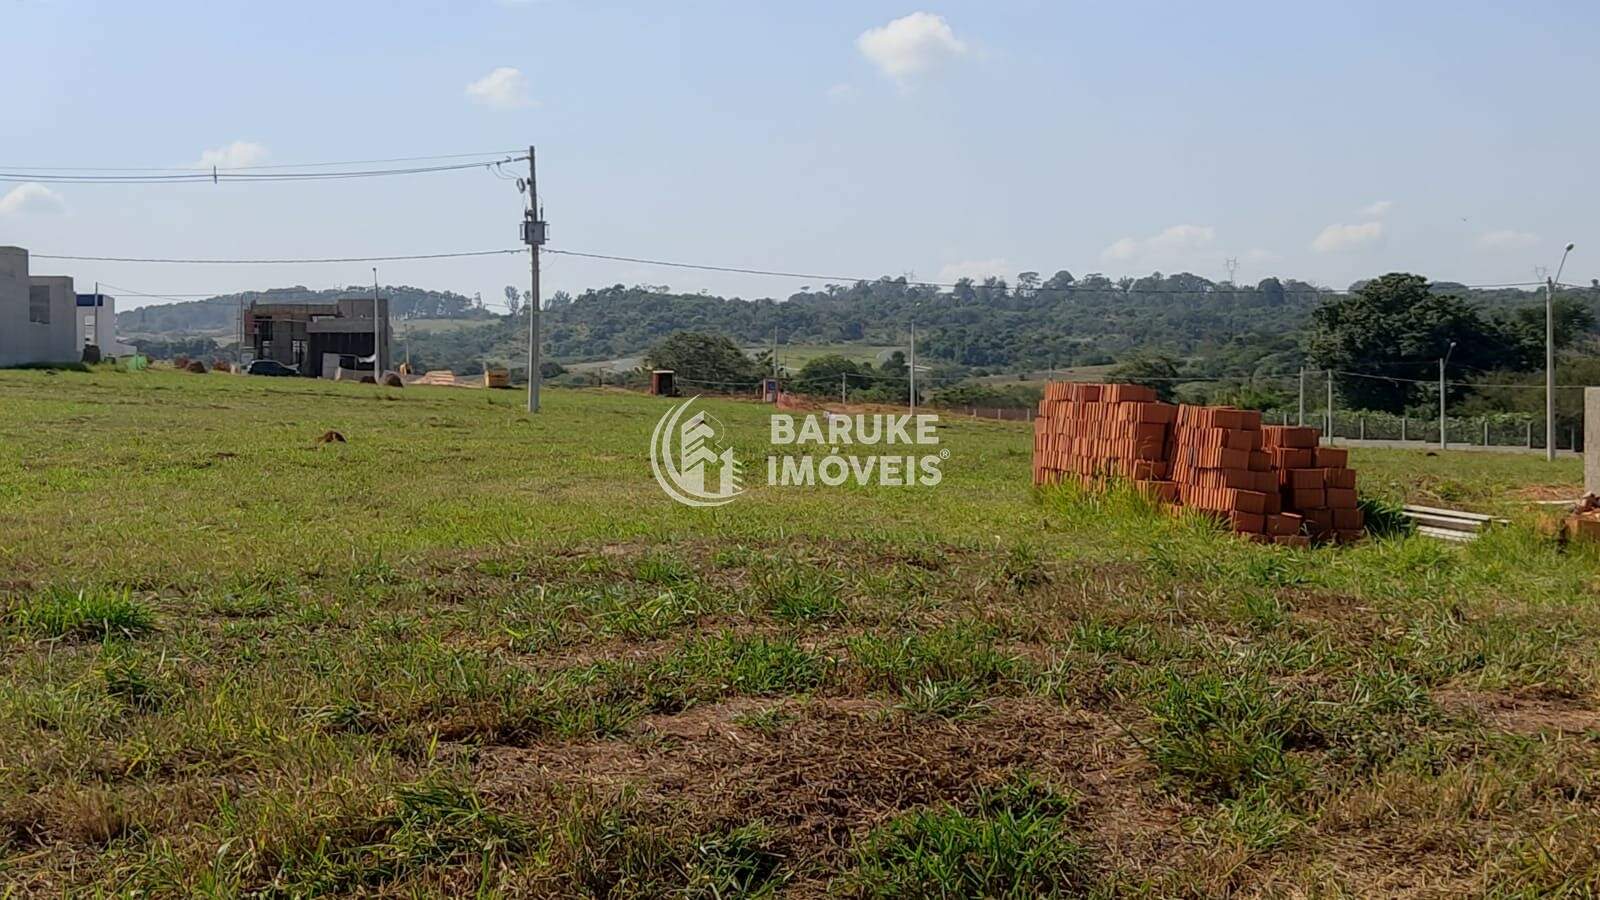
1, 367, 1597, 896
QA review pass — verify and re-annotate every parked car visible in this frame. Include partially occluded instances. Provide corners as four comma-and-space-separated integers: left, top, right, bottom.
245, 359, 299, 377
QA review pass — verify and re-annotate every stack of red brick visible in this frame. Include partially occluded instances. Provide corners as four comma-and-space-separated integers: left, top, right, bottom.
1032, 382, 1177, 501
1261, 426, 1362, 543
1168, 405, 1310, 546
1033, 382, 1363, 544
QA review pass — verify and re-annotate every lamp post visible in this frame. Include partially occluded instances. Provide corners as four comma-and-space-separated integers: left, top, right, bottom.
1439, 340, 1456, 450
1546, 242, 1575, 460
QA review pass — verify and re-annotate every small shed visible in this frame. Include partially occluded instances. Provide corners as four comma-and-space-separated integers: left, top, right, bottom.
650, 369, 677, 396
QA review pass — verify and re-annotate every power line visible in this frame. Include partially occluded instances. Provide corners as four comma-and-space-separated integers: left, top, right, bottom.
0, 158, 524, 184
32, 249, 522, 264
0, 150, 524, 173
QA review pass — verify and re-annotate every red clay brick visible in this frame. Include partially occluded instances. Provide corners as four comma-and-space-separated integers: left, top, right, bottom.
1315, 447, 1348, 467
1324, 467, 1356, 489
1326, 487, 1357, 509
1288, 468, 1325, 489
1268, 512, 1304, 535
1229, 511, 1266, 533
1291, 487, 1326, 508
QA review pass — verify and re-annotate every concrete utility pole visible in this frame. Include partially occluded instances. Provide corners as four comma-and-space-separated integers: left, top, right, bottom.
236, 294, 244, 372
1297, 367, 1305, 426
1546, 242, 1575, 460
909, 319, 917, 414
1325, 370, 1334, 441
1439, 341, 1455, 450
523, 146, 547, 414
372, 268, 382, 377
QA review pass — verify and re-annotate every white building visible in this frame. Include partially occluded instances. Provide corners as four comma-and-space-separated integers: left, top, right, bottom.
75, 292, 136, 357
0, 246, 78, 368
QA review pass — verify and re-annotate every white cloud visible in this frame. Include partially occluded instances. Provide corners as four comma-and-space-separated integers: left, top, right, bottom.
857, 12, 967, 84
466, 66, 534, 109
1477, 229, 1540, 250
1100, 224, 1216, 262
0, 183, 67, 216
1361, 200, 1394, 217
1101, 238, 1139, 261
194, 140, 269, 169
1311, 221, 1384, 253
938, 258, 1010, 282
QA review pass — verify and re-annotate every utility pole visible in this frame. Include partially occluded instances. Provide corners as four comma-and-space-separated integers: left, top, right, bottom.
1297, 367, 1305, 426
1546, 243, 1576, 460
1546, 276, 1557, 459
1439, 341, 1455, 450
522, 146, 547, 413
840, 372, 847, 406
236, 294, 244, 372
371, 268, 382, 379
909, 318, 917, 413
1325, 370, 1334, 440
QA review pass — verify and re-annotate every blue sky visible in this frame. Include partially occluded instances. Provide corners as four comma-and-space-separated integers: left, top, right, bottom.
2, 0, 1597, 310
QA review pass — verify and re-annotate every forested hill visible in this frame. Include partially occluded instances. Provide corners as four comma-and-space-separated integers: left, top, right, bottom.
118, 285, 487, 335
542, 273, 1329, 367
543, 273, 1588, 368
120, 270, 1586, 372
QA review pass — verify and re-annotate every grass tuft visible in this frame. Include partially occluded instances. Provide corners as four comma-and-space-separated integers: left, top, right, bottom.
846, 776, 1098, 897
8, 589, 155, 640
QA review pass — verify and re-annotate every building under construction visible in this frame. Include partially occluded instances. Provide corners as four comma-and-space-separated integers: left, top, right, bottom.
243, 297, 390, 377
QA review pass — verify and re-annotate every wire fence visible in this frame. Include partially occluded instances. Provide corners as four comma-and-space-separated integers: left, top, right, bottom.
1261, 408, 1583, 452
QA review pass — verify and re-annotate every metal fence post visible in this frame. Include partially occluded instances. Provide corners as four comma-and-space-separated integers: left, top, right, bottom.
1359, 417, 1366, 440
1401, 415, 1407, 442
1483, 419, 1489, 446
1526, 420, 1532, 449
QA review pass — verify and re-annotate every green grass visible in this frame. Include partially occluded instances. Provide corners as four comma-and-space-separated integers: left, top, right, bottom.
6, 588, 155, 640
845, 777, 1100, 897
1, 366, 1597, 895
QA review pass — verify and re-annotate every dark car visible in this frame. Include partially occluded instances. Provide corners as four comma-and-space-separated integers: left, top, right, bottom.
245, 359, 300, 377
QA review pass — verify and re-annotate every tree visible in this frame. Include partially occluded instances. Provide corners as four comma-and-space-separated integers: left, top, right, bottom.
1108, 352, 1182, 402
1510, 294, 1595, 350
794, 354, 862, 395
643, 331, 765, 386
1304, 273, 1532, 412
1257, 277, 1286, 306
503, 286, 522, 317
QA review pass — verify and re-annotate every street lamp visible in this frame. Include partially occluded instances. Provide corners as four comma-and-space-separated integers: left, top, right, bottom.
1547, 242, 1575, 460
1440, 340, 1456, 450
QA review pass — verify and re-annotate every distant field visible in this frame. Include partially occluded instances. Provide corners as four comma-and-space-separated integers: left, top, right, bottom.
399, 317, 500, 335
562, 343, 902, 378
760, 343, 903, 370
1, 368, 1596, 895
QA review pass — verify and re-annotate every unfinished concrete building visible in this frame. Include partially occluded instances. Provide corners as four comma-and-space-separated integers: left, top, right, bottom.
0, 246, 79, 368
243, 297, 390, 377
